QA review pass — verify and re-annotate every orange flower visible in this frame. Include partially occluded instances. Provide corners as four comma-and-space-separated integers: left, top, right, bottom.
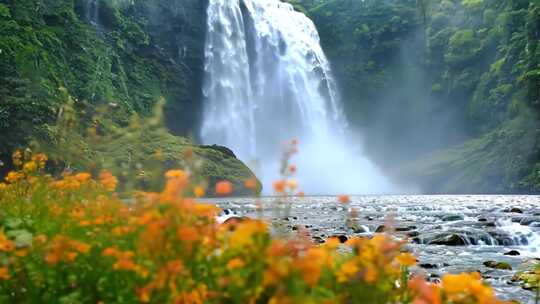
215, 181, 233, 196
193, 186, 206, 198
177, 226, 199, 243
74, 172, 91, 182
99, 170, 118, 192
33, 234, 48, 245
138, 286, 152, 303
227, 258, 245, 270
409, 276, 441, 304
337, 260, 359, 283
71, 240, 91, 254
0, 232, 15, 252
0, 267, 9, 280
273, 180, 286, 193
337, 195, 350, 204
102, 247, 120, 257
296, 248, 329, 286
244, 178, 258, 190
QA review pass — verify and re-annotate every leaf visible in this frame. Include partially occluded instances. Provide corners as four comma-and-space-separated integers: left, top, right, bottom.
6, 229, 33, 247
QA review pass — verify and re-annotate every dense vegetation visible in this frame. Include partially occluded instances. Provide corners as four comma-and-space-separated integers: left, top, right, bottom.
0, 0, 258, 194
291, 0, 540, 193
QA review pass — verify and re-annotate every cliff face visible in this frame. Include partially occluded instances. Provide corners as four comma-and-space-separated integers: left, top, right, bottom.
0, 0, 259, 194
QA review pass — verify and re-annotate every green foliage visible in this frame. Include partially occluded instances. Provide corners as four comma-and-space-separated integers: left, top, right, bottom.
303, 0, 540, 193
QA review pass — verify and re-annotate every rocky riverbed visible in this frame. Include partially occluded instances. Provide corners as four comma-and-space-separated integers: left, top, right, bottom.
209, 195, 540, 303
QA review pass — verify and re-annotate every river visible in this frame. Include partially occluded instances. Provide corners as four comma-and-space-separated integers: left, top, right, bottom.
210, 195, 540, 303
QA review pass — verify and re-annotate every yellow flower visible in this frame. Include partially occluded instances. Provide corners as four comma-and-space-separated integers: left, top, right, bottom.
23, 161, 37, 172
337, 260, 359, 282
286, 179, 298, 191
230, 220, 267, 249
395, 252, 417, 266
273, 180, 286, 193
5, 171, 23, 183
193, 185, 206, 198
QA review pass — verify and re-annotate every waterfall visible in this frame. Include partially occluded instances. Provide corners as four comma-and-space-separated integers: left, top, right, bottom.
85, 0, 101, 29
201, 0, 393, 194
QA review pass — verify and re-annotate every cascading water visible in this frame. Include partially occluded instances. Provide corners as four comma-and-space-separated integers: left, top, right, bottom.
201, 0, 393, 194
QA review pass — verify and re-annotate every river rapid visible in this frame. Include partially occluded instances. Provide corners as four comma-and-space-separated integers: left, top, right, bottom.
209, 195, 540, 303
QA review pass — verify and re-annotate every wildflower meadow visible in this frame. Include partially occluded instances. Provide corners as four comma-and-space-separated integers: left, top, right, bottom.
0, 149, 515, 303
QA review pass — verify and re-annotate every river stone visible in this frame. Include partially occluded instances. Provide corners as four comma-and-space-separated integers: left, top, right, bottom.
442, 214, 465, 221
511, 271, 539, 290
429, 234, 467, 246
395, 226, 417, 232
504, 250, 521, 256
519, 217, 540, 226
505, 207, 523, 213
406, 231, 420, 237
483, 261, 512, 270
419, 263, 438, 269
375, 225, 387, 233
352, 226, 368, 234
333, 235, 348, 243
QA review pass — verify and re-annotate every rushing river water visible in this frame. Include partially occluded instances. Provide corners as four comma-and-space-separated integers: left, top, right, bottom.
210, 195, 540, 303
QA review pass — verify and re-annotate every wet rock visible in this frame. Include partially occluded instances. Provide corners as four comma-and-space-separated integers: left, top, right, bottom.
333, 235, 348, 243
375, 225, 387, 233
396, 226, 417, 232
406, 231, 420, 238
483, 261, 512, 270
511, 271, 539, 290
478, 218, 488, 222
442, 214, 465, 221
504, 207, 523, 214
504, 250, 521, 256
352, 226, 368, 234
429, 234, 467, 246
312, 236, 325, 244
519, 217, 540, 226
419, 263, 438, 269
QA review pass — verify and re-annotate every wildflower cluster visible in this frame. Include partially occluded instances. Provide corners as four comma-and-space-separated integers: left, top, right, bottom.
0, 152, 507, 303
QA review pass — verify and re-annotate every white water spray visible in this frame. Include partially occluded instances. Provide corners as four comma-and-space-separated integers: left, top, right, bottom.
201, 0, 393, 194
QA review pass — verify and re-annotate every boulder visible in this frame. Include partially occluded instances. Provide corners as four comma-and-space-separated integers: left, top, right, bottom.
483, 261, 512, 270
